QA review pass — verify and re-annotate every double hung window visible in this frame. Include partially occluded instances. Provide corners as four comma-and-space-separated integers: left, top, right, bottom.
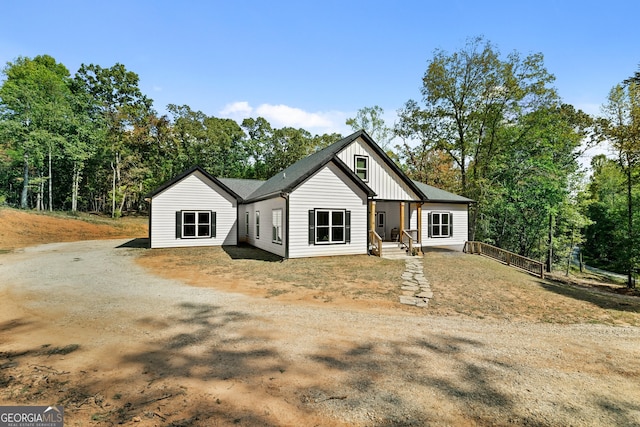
429, 212, 452, 238
309, 209, 351, 244
354, 155, 369, 181
272, 209, 282, 244
256, 211, 260, 239
177, 211, 215, 239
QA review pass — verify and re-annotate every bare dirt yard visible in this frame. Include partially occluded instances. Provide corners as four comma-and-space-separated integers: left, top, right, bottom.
1, 208, 639, 426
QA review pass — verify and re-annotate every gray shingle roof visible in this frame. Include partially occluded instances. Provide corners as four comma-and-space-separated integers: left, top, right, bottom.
218, 178, 265, 200
149, 130, 472, 204
244, 130, 374, 201
412, 180, 474, 203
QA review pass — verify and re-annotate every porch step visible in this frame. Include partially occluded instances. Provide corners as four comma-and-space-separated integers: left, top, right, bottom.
380, 244, 410, 259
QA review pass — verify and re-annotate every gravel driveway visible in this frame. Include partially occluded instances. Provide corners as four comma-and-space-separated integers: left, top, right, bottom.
1, 240, 639, 426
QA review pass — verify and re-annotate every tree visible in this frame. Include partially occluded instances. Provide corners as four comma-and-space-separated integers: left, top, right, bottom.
478, 105, 587, 260
0, 55, 75, 210
346, 105, 392, 149
599, 82, 640, 287
395, 36, 559, 240
74, 63, 154, 216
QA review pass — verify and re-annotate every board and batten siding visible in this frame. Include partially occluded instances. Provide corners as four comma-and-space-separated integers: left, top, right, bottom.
288, 162, 368, 258
150, 171, 237, 248
336, 137, 419, 201
420, 203, 468, 250
244, 197, 286, 258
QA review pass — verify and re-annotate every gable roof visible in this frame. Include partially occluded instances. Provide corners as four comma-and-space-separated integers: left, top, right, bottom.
147, 165, 242, 200
148, 130, 472, 205
412, 180, 474, 204
243, 131, 376, 202
218, 177, 265, 200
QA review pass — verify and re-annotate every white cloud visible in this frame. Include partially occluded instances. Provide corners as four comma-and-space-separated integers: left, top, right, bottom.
219, 101, 253, 117
153, 86, 163, 92
255, 104, 333, 128
219, 101, 351, 135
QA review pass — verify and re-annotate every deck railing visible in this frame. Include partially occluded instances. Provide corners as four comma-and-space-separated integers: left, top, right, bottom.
464, 241, 545, 278
400, 229, 419, 255
369, 230, 383, 257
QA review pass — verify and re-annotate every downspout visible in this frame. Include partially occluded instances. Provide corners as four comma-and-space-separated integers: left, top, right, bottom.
281, 192, 290, 259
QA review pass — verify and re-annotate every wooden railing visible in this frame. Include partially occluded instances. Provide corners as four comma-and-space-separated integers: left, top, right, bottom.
400, 229, 419, 255
464, 241, 545, 278
369, 230, 382, 257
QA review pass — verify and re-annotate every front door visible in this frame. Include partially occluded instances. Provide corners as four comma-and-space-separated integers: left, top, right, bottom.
376, 211, 386, 241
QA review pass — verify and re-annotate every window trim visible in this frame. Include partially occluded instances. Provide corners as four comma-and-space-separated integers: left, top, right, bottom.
272, 208, 283, 245
255, 210, 260, 239
354, 155, 369, 182
177, 210, 215, 239
429, 211, 453, 238
309, 208, 351, 245
245, 211, 250, 236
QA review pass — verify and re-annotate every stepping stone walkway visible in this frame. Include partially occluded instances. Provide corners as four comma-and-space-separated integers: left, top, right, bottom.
399, 256, 432, 307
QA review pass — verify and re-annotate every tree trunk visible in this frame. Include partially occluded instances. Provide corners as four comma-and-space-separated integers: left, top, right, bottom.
48, 145, 53, 211
71, 162, 78, 212
111, 160, 116, 218
626, 160, 634, 288
546, 213, 553, 273
21, 154, 29, 209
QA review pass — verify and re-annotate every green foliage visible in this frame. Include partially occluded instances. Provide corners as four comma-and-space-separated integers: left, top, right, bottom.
346, 105, 392, 149
591, 82, 640, 287
395, 37, 586, 260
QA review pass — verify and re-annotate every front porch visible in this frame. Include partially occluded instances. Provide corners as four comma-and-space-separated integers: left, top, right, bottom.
368, 199, 422, 257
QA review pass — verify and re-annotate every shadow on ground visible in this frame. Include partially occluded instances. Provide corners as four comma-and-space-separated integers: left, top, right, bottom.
116, 238, 150, 249
222, 244, 283, 262
539, 280, 640, 313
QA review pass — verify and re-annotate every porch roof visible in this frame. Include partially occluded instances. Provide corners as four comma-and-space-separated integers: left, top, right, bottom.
412, 181, 474, 204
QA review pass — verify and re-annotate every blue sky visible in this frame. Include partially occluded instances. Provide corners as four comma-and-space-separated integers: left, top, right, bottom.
1, 0, 639, 144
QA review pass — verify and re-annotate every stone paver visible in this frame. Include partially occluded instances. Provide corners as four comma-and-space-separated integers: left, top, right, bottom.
398, 256, 432, 308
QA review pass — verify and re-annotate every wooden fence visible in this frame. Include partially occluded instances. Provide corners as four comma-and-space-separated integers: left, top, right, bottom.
464, 241, 545, 278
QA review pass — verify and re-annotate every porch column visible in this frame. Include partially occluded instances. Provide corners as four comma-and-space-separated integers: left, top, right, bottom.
417, 203, 423, 243
399, 202, 405, 233
369, 200, 376, 237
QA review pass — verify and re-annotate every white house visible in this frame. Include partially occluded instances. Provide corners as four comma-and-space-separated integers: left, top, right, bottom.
147, 130, 473, 257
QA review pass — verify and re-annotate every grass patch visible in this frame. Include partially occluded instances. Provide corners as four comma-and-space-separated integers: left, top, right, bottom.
138, 244, 640, 324
138, 245, 405, 310
425, 250, 640, 325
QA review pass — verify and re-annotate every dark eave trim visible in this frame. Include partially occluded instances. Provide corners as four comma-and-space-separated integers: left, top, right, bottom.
146, 165, 242, 201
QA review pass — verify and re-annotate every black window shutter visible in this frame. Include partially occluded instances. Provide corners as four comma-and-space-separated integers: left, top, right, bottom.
211, 211, 216, 238
345, 211, 351, 243
176, 211, 182, 239
448, 212, 453, 237
428, 212, 432, 238
308, 210, 315, 244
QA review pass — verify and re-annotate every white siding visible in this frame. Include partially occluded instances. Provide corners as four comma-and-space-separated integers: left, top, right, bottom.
421, 203, 469, 250
150, 171, 237, 248
244, 198, 287, 258
336, 137, 419, 201
288, 162, 368, 258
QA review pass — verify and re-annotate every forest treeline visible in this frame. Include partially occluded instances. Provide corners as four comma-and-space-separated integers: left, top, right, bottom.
1, 37, 638, 285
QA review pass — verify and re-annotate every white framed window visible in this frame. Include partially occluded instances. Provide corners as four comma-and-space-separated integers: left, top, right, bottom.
245, 211, 250, 236
354, 155, 369, 181
176, 210, 215, 239
309, 209, 351, 245
256, 211, 260, 239
429, 212, 453, 238
272, 209, 282, 244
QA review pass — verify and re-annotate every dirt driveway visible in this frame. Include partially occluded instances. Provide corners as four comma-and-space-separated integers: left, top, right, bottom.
1, 240, 639, 426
